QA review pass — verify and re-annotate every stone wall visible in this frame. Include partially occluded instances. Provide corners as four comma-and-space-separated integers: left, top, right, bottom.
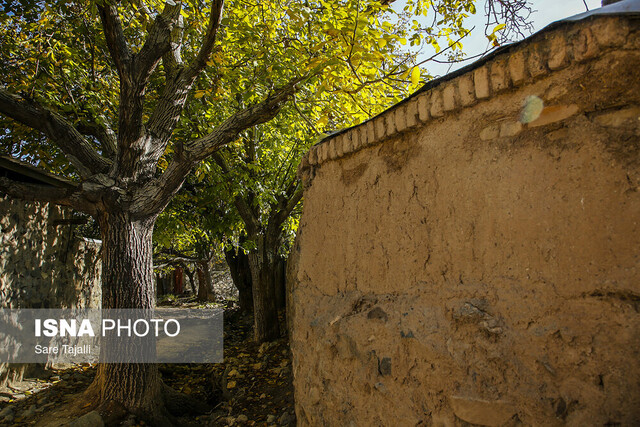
0, 195, 101, 309
291, 14, 640, 426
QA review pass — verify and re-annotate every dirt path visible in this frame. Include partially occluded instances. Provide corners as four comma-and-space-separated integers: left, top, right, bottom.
0, 306, 295, 426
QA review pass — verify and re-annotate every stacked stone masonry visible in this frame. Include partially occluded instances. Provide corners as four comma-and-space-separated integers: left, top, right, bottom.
0, 196, 101, 309
291, 14, 640, 427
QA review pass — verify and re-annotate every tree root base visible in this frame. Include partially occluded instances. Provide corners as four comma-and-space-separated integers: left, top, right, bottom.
36, 381, 212, 427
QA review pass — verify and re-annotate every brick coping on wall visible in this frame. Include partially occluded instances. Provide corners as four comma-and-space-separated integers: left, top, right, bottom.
297, 7, 640, 179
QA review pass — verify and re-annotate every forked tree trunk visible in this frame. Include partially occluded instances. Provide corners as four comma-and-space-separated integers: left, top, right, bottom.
88, 211, 168, 422
248, 235, 280, 343
225, 249, 253, 313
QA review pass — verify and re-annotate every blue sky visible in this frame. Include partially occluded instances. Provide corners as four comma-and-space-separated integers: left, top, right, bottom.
409, 0, 603, 77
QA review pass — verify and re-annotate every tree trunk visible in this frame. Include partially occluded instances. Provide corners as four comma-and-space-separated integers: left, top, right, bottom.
183, 266, 196, 295
274, 257, 286, 311
88, 211, 168, 423
248, 235, 280, 343
225, 249, 253, 313
173, 266, 184, 294
196, 260, 214, 302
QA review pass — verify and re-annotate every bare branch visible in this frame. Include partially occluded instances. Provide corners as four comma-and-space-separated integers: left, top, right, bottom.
97, 2, 132, 77
0, 89, 111, 177
0, 177, 96, 215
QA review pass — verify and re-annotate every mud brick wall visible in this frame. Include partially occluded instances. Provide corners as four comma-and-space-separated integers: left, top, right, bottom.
0, 196, 101, 309
291, 14, 640, 426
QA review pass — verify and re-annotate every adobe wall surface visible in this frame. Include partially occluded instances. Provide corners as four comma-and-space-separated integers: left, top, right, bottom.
0, 196, 101, 309
291, 15, 640, 426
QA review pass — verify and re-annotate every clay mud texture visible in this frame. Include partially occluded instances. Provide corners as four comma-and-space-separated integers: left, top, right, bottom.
291, 15, 640, 427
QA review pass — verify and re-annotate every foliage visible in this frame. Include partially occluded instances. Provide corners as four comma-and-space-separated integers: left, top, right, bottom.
0, 0, 533, 261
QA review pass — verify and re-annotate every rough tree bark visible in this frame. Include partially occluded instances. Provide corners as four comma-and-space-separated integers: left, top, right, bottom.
225, 248, 253, 313
196, 259, 214, 302
247, 233, 281, 342
183, 266, 197, 295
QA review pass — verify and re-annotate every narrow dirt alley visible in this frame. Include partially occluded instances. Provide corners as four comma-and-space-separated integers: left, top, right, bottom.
0, 303, 295, 427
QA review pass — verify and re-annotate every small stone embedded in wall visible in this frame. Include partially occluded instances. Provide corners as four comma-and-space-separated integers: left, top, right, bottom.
345, 131, 355, 152
366, 121, 376, 147
529, 104, 579, 128
430, 89, 444, 117
457, 75, 476, 107
375, 116, 387, 140
417, 95, 430, 122
329, 138, 338, 159
591, 17, 629, 48
449, 396, 516, 427
500, 121, 522, 138
593, 106, 640, 127
405, 98, 419, 129
367, 306, 388, 322
548, 34, 569, 70
442, 85, 457, 112
378, 357, 392, 376
572, 28, 599, 62
527, 43, 547, 78
508, 51, 527, 85
490, 59, 509, 92
395, 105, 408, 132
356, 126, 367, 149
474, 66, 491, 99
336, 135, 345, 157
387, 110, 398, 135
480, 125, 500, 141
308, 146, 318, 165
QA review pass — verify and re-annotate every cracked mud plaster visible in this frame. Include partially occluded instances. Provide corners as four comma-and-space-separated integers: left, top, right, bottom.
290, 29, 640, 427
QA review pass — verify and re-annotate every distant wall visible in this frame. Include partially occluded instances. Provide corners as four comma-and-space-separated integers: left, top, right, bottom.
0, 195, 101, 309
291, 14, 640, 426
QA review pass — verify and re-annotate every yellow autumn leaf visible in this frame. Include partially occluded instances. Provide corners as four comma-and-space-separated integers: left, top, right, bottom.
227, 380, 237, 389
411, 66, 420, 86
194, 90, 205, 99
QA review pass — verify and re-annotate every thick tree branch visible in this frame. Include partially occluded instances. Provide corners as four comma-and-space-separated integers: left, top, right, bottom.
145, 0, 224, 158
97, 2, 132, 77
132, 77, 302, 217
271, 182, 303, 230
134, 2, 182, 87
76, 120, 117, 159
187, 78, 302, 161
183, 0, 224, 82
162, 15, 185, 80
0, 89, 111, 177
0, 177, 96, 215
